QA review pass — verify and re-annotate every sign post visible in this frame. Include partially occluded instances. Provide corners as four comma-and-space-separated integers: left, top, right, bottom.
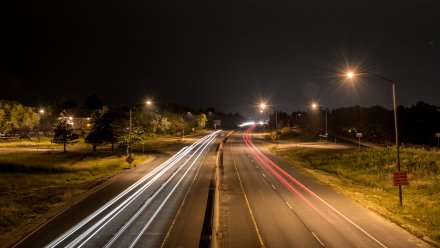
393, 171, 408, 186
126, 155, 134, 166
393, 171, 408, 206
436, 133, 440, 148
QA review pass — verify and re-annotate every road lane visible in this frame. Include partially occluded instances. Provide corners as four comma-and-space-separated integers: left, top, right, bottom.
223, 125, 427, 248
15, 131, 220, 248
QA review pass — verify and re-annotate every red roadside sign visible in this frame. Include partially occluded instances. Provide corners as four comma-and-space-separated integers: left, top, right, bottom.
393, 171, 408, 186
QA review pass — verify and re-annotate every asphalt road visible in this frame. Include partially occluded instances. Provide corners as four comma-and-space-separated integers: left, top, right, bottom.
219, 125, 428, 248
14, 131, 220, 248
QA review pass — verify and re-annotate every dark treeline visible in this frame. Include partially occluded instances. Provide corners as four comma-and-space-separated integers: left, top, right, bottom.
270, 101, 440, 147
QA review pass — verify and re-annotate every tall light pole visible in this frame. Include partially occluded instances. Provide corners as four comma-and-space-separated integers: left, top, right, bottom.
346, 71, 402, 205
260, 102, 278, 143
38, 108, 45, 142
311, 102, 328, 144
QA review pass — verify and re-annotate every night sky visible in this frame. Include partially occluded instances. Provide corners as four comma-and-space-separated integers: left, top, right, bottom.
2, 0, 439, 116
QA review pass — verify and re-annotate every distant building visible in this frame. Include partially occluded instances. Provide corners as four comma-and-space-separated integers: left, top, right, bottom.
213, 120, 221, 129
59, 109, 95, 131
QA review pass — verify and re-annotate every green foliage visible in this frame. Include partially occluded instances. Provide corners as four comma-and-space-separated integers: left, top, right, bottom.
195, 113, 208, 129
0, 100, 39, 131
85, 110, 120, 152
52, 119, 79, 152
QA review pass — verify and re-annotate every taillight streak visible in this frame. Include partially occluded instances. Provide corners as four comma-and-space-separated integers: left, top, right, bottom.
242, 125, 333, 223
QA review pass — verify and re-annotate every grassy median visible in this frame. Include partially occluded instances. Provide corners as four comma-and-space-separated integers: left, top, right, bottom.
0, 149, 147, 236
268, 144, 440, 246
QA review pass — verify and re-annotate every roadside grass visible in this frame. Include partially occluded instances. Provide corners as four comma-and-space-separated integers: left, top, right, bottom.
0, 150, 147, 235
0, 137, 56, 148
269, 145, 440, 246
0, 137, 90, 150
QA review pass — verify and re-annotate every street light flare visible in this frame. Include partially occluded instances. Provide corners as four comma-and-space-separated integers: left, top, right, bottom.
260, 103, 266, 109
346, 71, 354, 78
311, 102, 318, 109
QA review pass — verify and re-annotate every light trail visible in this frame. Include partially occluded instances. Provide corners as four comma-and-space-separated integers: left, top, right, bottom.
46, 131, 220, 248
242, 125, 387, 248
47, 146, 191, 248
128, 133, 218, 248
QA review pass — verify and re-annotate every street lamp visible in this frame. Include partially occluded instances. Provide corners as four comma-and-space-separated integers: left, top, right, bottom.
346, 70, 402, 205
311, 102, 328, 144
260, 102, 278, 143
38, 108, 45, 142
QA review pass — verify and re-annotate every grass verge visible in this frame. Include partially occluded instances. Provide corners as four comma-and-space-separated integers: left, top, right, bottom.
0, 150, 147, 237
268, 144, 440, 246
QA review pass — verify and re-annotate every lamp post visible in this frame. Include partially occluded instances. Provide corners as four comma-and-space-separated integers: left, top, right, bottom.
38, 109, 45, 142
311, 103, 328, 144
346, 71, 402, 206
260, 103, 278, 143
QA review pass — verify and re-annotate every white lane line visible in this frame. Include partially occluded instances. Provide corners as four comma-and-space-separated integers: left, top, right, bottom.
311, 232, 325, 247
285, 202, 293, 210
262, 173, 266, 178
246, 134, 388, 248
271, 184, 276, 190
106, 134, 218, 248
128, 134, 218, 248
47, 147, 191, 248
76, 132, 219, 248
48, 131, 220, 248
256, 165, 259, 169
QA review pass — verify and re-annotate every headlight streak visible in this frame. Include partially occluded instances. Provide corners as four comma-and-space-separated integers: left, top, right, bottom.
128, 132, 218, 248
46, 146, 190, 248
46, 131, 221, 248
102, 132, 218, 248
242, 125, 387, 248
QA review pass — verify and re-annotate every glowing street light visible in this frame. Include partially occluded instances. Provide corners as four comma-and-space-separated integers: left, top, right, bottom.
311, 102, 328, 144
146, 100, 152, 106
39, 109, 45, 114
259, 102, 278, 143
346, 70, 402, 205
346, 71, 354, 79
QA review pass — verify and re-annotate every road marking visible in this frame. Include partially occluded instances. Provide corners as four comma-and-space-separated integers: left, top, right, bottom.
256, 165, 259, 169
262, 173, 266, 178
271, 184, 276, 190
285, 201, 292, 209
243, 127, 388, 248
231, 143, 265, 248
160, 144, 209, 248
311, 232, 325, 247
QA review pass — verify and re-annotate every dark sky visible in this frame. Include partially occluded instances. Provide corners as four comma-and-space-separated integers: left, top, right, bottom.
2, 0, 439, 116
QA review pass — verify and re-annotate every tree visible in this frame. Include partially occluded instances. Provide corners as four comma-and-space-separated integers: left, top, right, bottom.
85, 110, 120, 153
52, 119, 79, 152
195, 113, 208, 129
0, 100, 39, 133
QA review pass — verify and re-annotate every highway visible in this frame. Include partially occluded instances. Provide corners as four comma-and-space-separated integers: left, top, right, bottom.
219, 125, 426, 248
15, 131, 220, 248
